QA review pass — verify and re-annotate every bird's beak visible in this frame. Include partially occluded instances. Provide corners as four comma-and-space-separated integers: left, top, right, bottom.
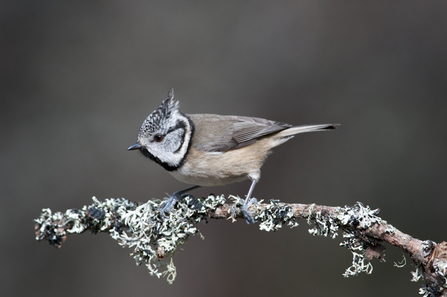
127, 142, 142, 151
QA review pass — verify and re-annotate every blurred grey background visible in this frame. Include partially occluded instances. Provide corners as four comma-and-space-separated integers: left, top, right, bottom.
2, 1, 447, 296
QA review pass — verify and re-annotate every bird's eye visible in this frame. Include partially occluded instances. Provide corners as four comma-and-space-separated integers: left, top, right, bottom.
154, 134, 164, 142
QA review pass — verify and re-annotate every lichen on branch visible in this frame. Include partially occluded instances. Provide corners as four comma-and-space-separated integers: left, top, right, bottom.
34, 195, 447, 296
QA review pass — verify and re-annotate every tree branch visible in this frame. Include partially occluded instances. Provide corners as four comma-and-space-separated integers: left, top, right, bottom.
34, 195, 447, 296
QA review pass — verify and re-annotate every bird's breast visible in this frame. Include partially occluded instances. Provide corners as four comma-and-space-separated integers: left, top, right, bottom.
169, 142, 271, 186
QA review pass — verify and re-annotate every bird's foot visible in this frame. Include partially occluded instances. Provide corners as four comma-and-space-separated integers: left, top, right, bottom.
159, 185, 201, 220
241, 197, 258, 224
159, 192, 186, 220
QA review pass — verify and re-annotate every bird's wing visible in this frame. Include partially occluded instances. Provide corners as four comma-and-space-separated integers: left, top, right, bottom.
188, 114, 291, 152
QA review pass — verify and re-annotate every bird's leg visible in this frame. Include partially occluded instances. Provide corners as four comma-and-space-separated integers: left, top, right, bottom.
160, 185, 201, 219
241, 179, 258, 224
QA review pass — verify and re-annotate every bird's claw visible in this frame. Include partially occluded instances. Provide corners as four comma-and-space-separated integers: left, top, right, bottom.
159, 192, 188, 220
242, 197, 258, 224
159, 185, 201, 220
159, 196, 179, 220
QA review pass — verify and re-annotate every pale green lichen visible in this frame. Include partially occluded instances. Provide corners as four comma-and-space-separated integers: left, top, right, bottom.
335, 202, 381, 229
35, 194, 226, 283
433, 258, 447, 287
340, 232, 374, 277
418, 286, 431, 297
308, 209, 339, 239
411, 266, 424, 282
35, 208, 69, 246
418, 284, 443, 297
257, 199, 299, 232
336, 203, 382, 277
229, 196, 299, 231
305, 202, 382, 278
110, 194, 225, 282
393, 255, 407, 268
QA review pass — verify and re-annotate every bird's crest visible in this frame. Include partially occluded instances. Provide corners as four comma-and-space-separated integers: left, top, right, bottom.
139, 88, 180, 135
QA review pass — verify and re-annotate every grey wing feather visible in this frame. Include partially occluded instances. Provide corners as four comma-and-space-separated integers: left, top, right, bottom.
189, 114, 291, 153
230, 116, 292, 145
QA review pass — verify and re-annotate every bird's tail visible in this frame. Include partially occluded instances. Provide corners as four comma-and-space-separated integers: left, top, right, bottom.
279, 123, 338, 137
272, 123, 339, 147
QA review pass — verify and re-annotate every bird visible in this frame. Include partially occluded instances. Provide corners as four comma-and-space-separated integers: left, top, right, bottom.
128, 88, 338, 223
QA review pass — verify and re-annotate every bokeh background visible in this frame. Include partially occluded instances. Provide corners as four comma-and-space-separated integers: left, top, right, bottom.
2, 1, 447, 296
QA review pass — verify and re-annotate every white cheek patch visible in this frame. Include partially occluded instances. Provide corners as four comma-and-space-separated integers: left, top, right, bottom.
146, 116, 192, 169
